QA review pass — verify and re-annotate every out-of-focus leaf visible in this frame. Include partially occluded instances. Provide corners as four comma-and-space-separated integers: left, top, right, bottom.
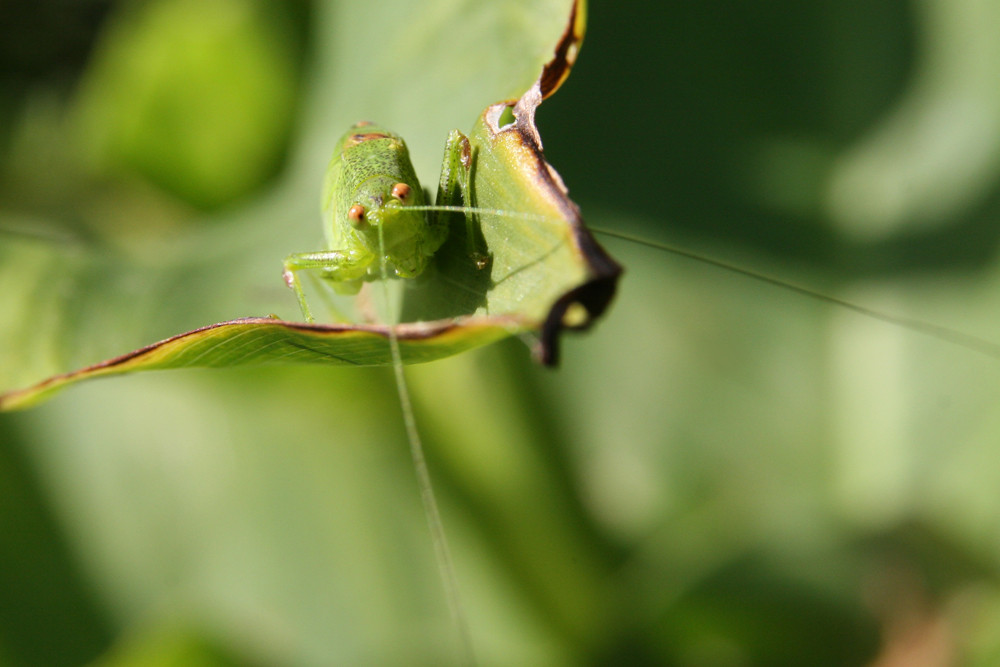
92, 623, 247, 667
0, 419, 113, 664
74, 0, 301, 209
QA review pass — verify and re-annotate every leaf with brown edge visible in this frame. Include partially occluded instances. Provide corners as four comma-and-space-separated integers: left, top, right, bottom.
1, 0, 619, 410
0, 316, 525, 411
399, 0, 620, 364
399, 91, 622, 365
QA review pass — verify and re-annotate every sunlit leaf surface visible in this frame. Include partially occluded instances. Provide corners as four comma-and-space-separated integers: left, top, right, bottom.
1, 0, 617, 410
0, 316, 523, 411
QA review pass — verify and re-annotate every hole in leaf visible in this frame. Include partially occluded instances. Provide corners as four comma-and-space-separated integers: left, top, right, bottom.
561, 302, 589, 328
497, 104, 516, 129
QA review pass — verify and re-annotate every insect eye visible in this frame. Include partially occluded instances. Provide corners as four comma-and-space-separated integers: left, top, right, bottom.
348, 204, 366, 223
391, 183, 411, 202
348, 204, 366, 225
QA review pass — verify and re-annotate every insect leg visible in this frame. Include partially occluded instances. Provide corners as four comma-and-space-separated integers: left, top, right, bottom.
436, 130, 490, 269
282, 249, 371, 321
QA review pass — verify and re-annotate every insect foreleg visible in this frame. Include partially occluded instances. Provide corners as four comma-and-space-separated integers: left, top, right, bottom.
282, 249, 372, 321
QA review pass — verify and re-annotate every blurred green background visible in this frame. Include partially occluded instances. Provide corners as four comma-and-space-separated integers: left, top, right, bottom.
4, 0, 1000, 664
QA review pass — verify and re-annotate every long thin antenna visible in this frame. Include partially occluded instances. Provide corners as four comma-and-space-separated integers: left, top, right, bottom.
595, 227, 1000, 361
377, 226, 476, 665
405, 204, 550, 222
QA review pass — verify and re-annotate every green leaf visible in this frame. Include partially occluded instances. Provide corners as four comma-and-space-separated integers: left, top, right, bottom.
1, 0, 619, 410
0, 316, 520, 411
74, 0, 301, 209
402, 93, 621, 364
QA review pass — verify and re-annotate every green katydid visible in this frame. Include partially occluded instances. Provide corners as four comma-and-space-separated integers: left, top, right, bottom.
282, 121, 490, 322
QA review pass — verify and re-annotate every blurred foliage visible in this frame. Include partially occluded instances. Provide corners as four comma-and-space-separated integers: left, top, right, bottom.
4, 0, 1000, 665
74, 0, 303, 209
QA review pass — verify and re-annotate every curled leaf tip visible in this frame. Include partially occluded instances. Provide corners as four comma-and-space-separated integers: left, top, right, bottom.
469, 87, 622, 366
538, 0, 587, 100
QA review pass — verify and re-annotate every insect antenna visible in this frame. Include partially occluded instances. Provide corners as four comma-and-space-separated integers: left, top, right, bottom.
592, 226, 1000, 361
375, 224, 476, 665
404, 204, 552, 223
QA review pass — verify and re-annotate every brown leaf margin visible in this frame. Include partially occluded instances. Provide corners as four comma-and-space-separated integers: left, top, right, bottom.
0, 316, 527, 411
538, 0, 587, 99
475, 90, 623, 364
505, 0, 622, 363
